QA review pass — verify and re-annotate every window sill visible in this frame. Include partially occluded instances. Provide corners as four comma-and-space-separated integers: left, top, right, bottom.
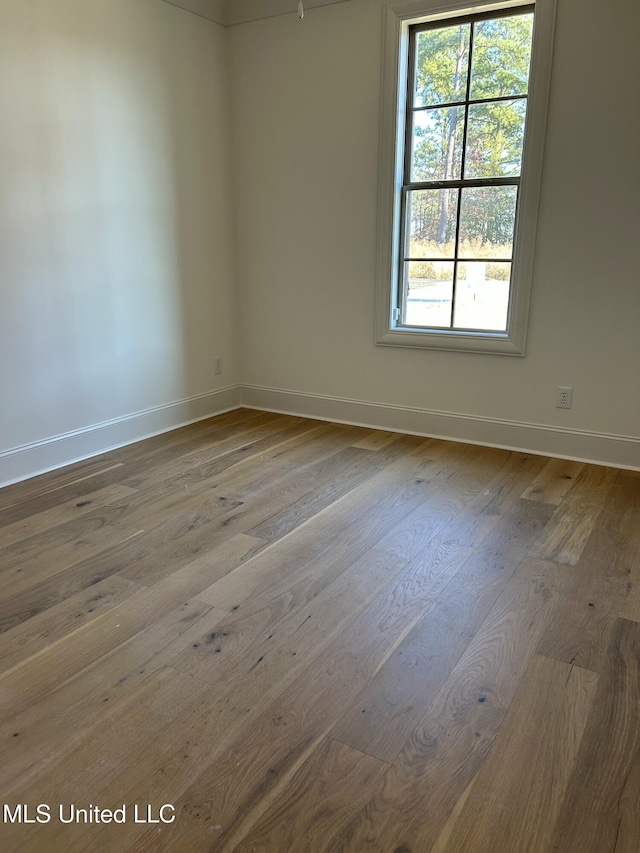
376, 325, 526, 355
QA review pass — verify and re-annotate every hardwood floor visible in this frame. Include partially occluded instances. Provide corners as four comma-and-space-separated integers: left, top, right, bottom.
0, 408, 639, 852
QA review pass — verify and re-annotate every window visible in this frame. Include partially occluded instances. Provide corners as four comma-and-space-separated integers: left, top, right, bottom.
375, 0, 556, 355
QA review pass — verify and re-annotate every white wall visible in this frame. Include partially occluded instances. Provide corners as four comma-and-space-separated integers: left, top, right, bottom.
0, 0, 238, 481
230, 0, 640, 462
2, 0, 638, 484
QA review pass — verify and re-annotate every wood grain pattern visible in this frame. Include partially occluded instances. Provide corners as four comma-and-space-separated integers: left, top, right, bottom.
232, 738, 388, 853
328, 483, 556, 764
0, 522, 143, 603
521, 457, 584, 504
351, 429, 400, 451
0, 534, 261, 718
0, 410, 636, 853
530, 464, 617, 565
0, 461, 125, 511
0, 574, 140, 674
614, 747, 640, 852
548, 618, 640, 853
437, 449, 546, 547
0, 597, 215, 794
330, 498, 552, 763
1, 666, 214, 853
616, 471, 640, 623
0, 485, 137, 547
436, 654, 598, 852
246, 447, 387, 543
323, 558, 573, 853
133, 536, 470, 851
538, 469, 640, 671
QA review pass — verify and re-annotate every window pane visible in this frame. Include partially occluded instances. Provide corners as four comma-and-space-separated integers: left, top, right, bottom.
410, 107, 464, 182
470, 14, 534, 101
459, 186, 518, 258
453, 261, 510, 330
464, 99, 526, 178
414, 24, 470, 107
405, 261, 453, 327
406, 188, 458, 259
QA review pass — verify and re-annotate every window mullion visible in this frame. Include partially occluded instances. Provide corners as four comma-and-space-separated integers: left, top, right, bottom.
449, 20, 475, 328
406, 177, 520, 191
412, 92, 528, 112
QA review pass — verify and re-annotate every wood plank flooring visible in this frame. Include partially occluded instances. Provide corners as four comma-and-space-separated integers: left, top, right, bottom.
0, 408, 639, 852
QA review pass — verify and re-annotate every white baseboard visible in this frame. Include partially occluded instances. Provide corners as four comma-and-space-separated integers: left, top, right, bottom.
241, 384, 640, 471
0, 386, 242, 489
2, 382, 638, 488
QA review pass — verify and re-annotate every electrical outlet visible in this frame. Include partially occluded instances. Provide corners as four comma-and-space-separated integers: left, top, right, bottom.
556, 386, 573, 409
214, 357, 222, 376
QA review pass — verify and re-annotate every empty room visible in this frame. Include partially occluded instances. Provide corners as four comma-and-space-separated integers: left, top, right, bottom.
1, 0, 639, 850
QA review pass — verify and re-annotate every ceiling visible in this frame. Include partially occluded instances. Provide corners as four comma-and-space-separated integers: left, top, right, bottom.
162, 0, 353, 27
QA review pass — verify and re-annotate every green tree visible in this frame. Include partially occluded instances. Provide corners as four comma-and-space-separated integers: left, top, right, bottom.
411, 13, 533, 253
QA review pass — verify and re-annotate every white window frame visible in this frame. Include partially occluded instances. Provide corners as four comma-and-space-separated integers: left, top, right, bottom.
375, 0, 556, 355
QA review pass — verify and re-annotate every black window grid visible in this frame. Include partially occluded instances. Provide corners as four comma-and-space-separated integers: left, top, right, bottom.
398, 5, 534, 332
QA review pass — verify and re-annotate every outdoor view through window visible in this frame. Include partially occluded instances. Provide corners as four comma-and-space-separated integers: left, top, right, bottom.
400, 8, 534, 332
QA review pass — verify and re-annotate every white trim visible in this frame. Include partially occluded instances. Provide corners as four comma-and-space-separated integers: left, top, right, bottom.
222, 0, 353, 27
241, 384, 640, 471
160, 0, 227, 25
375, 0, 557, 355
0, 386, 242, 489
3, 382, 638, 488
162, 0, 354, 27
162, 0, 227, 27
